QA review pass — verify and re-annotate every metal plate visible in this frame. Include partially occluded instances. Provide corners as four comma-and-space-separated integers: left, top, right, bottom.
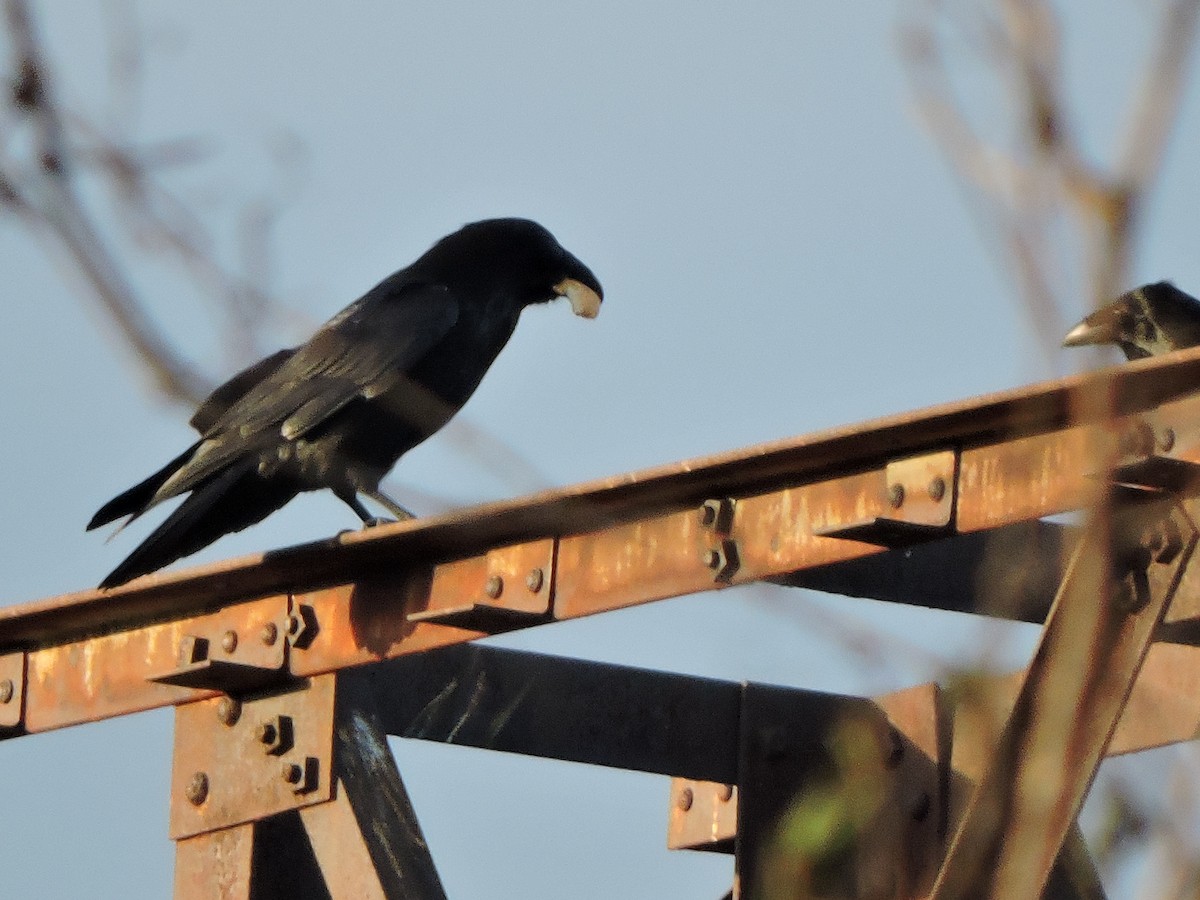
169, 674, 336, 839
24, 595, 288, 733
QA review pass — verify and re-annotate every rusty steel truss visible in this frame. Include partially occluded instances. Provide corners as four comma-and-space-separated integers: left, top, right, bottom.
9, 346, 1200, 897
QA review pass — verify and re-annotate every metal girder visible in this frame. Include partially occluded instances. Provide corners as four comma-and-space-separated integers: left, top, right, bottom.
932, 497, 1199, 899
359, 643, 743, 781
5, 356, 1200, 735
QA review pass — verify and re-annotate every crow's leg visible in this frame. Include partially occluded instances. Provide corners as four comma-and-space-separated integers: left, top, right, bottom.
364, 488, 416, 521
334, 487, 379, 525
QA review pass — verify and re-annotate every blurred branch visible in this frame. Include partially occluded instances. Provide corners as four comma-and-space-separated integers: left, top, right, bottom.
2, 0, 211, 403
900, 0, 1200, 366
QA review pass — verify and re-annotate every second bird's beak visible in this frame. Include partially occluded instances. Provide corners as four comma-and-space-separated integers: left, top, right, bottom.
556, 278, 602, 319
1062, 309, 1119, 348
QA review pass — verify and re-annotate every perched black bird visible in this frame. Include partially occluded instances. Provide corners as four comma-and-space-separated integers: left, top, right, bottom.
1063, 281, 1200, 360
90, 218, 603, 588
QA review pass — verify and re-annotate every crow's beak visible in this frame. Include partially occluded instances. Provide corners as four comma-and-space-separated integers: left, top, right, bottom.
1063, 307, 1122, 348
555, 277, 602, 319
1062, 319, 1116, 348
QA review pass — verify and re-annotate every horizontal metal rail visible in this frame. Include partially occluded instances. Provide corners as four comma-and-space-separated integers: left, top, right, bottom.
3, 348, 1200, 736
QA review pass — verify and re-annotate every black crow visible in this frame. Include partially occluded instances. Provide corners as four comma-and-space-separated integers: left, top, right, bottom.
1063, 281, 1200, 360
90, 218, 603, 588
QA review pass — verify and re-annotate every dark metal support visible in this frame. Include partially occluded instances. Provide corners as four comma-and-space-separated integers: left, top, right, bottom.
361, 643, 744, 782
299, 672, 447, 900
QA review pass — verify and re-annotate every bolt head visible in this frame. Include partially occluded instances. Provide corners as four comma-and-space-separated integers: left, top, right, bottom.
1160, 427, 1177, 452
927, 476, 946, 502
185, 772, 209, 806
0, 678, 13, 705
525, 568, 544, 593
704, 549, 722, 569
216, 696, 241, 727
261, 622, 279, 646
888, 483, 905, 509
718, 784, 734, 803
281, 763, 303, 785
484, 575, 504, 599
220, 630, 238, 654
258, 722, 278, 745
677, 786, 694, 812
286, 614, 301, 636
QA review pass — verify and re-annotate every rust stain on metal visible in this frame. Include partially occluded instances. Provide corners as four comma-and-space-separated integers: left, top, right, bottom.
170, 673, 336, 839
23, 596, 286, 734
288, 576, 487, 678
422, 538, 555, 619
957, 427, 1100, 533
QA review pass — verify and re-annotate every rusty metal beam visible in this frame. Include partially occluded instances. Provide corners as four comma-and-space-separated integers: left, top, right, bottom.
3, 355, 1200, 738
173, 824, 254, 900
6, 346, 1200, 650
932, 498, 1198, 899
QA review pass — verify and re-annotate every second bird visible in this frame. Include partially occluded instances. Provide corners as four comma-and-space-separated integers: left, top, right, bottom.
1063, 281, 1200, 360
90, 218, 603, 589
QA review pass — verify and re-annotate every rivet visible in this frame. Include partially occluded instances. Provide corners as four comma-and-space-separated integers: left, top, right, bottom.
216, 697, 241, 727
888, 483, 905, 509
281, 763, 303, 785
1160, 427, 1177, 452
484, 575, 504, 599
718, 784, 734, 802
261, 622, 279, 646
525, 568, 544, 593
0, 679, 12, 705
677, 787, 694, 812
927, 476, 946, 503
185, 772, 209, 806
220, 630, 238, 654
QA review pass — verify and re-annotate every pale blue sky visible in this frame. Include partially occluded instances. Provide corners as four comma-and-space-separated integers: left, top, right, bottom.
0, 2, 1196, 896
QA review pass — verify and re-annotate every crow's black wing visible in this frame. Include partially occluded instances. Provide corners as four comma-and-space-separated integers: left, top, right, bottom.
189, 349, 297, 433
153, 282, 458, 504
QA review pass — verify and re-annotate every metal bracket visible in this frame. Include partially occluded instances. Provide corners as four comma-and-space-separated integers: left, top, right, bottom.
816, 450, 957, 545
150, 598, 289, 693
169, 674, 336, 839
668, 778, 737, 852
699, 498, 741, 583
0, 651, 26, 730
406, 538, 556, 632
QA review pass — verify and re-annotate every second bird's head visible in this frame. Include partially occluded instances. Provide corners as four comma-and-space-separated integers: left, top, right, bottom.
1063, 281, 1200, 361
416, 217, 603, 319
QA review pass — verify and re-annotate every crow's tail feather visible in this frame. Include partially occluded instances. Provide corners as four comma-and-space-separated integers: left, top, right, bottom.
98, 460, 298, 589
87, 442, 203, 531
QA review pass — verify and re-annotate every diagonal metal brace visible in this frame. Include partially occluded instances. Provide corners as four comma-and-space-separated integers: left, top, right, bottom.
931, 496, 1198, 900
